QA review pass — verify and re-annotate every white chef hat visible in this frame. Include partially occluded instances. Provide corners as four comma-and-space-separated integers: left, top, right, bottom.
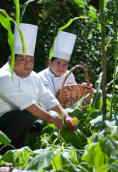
14, 23, 38, 56
52, 31, 77, 61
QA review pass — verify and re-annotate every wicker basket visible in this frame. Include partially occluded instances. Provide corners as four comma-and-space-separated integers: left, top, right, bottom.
56, 65, 94, 111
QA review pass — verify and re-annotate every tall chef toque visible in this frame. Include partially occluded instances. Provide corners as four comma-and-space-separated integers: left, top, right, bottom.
14, 23, 38, 56
52, 31, 77, 61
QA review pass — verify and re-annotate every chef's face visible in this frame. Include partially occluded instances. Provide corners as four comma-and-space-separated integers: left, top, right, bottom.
14, 54, 34, 78
49, 58, 69, 77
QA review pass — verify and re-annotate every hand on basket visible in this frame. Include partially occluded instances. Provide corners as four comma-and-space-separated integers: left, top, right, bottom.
64, 116, 78, 132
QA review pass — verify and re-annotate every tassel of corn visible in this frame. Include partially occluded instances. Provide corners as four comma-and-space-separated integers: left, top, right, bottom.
72, 117, 78, 126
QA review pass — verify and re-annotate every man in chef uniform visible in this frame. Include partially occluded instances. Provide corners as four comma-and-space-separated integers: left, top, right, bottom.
38, 31, 77, 96
0, 23, 76, 152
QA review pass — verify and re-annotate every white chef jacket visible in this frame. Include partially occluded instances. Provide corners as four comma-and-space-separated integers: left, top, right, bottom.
38, 67, 76, 95
0, 63, 60, 117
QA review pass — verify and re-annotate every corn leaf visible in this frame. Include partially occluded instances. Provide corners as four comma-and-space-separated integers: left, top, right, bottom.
0, 10, 15, 75
21, 0, 35, 22
13, 0, 20, 25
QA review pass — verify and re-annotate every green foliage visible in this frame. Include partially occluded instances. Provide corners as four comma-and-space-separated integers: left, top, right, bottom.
0, 0, 116, 87
13, 0, 20, 25
0, 130, 11, 145
21, 0, 35, 22
0, 0, 118, 171
109, 0, 118, 118
60, 126, 87, 149
1, 147, 34, 169
0, 95, 118, 171
25, 150, 55, 170
74, 0, 86, 9
82, 126, 118, 171
0, 9, 15, 74
82, 142, 106, 169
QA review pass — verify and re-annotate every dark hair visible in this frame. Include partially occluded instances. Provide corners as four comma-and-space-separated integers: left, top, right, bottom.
46, 57, 57, 67
50, 57, 57, 62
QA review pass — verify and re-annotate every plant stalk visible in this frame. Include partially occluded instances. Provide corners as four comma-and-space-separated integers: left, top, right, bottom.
99, 0, 106, 117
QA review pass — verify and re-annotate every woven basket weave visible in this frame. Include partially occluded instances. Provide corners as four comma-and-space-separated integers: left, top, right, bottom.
56, 65, 94, 111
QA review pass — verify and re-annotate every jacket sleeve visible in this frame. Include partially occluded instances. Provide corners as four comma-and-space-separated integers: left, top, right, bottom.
37, 77, 60, 110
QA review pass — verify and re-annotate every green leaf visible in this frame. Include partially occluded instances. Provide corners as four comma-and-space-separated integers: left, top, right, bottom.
21, 0, 35, 22
0, 9, 25, 76
0, 10, 15, 75
25, 150, 55, 170
51, 152, 61, 171
74, 0, 98, 19
109, 162, 118, 172
74, 0, 86, 9
114, 42, 118, 60
16, 25, 26, 57
38, 0, 51, 4
95, 164, 109, 172
104, 0, 109, 8
114, 0, 118, 11
82, 142, 105, 169
70, 150, 79, 164
0, 1, 25, 78
100, 138, 116, 159
1, 150, 14, 163
0, 131, 11, 145
87, 5, 97, 19
60, 150, 79, 171
60, 126, 87, 149
92, 72, 103, 108
13, 0, 20, 25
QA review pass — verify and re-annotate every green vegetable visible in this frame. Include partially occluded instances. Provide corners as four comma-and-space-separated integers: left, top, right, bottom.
60, 125, 87, 149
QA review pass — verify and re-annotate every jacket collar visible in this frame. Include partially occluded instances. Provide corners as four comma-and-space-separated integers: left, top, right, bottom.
48, 67, 55, 77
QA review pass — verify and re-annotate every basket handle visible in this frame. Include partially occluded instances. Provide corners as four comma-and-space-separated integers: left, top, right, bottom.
60, 65, 90, 98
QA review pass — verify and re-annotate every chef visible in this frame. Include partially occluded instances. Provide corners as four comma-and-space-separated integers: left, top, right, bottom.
0, 23, 75, 152
38, 31, 77, 95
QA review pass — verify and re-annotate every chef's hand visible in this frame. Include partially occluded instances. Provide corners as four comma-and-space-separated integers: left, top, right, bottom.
64, 116, 78, 132
53, 116, 63, 130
